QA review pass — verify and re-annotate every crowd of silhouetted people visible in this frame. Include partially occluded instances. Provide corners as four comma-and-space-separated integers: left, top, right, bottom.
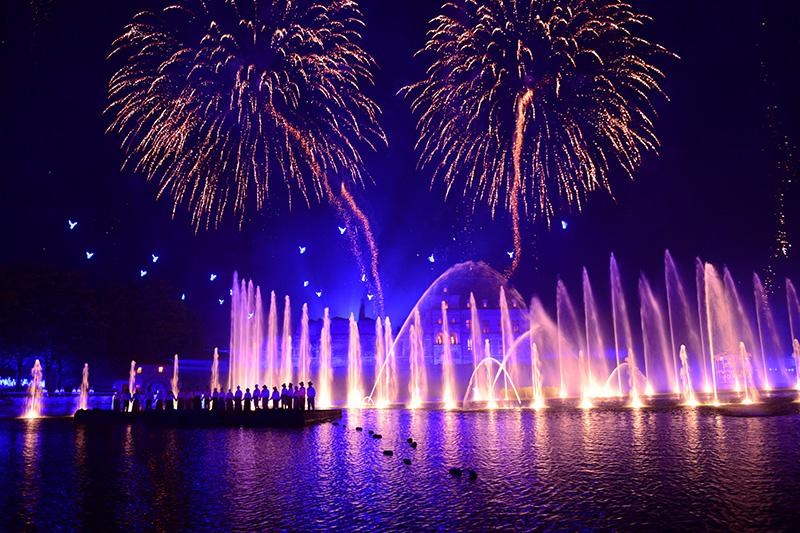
111, 381, 317, 413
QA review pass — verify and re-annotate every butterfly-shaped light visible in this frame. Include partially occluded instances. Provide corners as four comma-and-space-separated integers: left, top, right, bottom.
152, 254, 159, 263
247, 312, 255, 320
85, 251, 94, 260
68, 220, 78, 230
338, 226, 347, 235
561, 220, 568, 230
367, 294, 374, 301
299, 246, 306, 254
315, 291, 322, 298
303, 280, 310, 287
506, 251, 514, 259
428, 254, 435, 263
210, 273, 217, 282
139, 270, 148, 278
181, 293, 186, 301
218, 299, 224, 305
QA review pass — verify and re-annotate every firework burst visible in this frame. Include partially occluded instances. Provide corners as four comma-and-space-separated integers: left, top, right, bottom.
107, 0, 385, 231
403, 0, 674, 274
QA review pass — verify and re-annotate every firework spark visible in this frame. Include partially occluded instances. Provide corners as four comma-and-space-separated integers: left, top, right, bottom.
403, 0, 673, 275
107, 0, 385, 231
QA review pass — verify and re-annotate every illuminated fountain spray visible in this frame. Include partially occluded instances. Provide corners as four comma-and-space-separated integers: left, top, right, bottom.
440, 301, 457, 409
483, 339, 497, 408
737, 341, 758, 404
298, 303, 311, 383
128, 360, 136, 411
229, 274, 264, 389
210, 348, 220, 392
583, 268, 609, 397
171, 354, 179, 406
78, 363, 89, 411
280, 296, 293, 384
317, 308, 333, 408
346, 313, 364, 407
469, 293, 488, 401
640, 275, 680, 395
610, 255, 644, 406
530, 340, 545, 409
373, 317, 388, 407
577, 350, 593, 409
408, 309, 428, 408
753, 275, 774, 390
265, 291, 278, 389
499, 288, 515, 401
678, 345, 698, 406
793, 339, 800, 392
384, 317, 398, 404
24, 359, 43, 418
665, 251, 709, 395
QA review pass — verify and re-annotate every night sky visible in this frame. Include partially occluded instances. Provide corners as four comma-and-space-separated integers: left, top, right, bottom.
1, 0, 798, 349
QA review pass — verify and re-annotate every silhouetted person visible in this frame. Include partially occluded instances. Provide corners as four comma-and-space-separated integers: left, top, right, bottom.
271, 386, 280, 409
287, 383, 295, 410
244, 388, 252, 412
261, 385, 269, 409
225, 388, 234, 411
212, 388, 220, 411
155, 390, 163, 411
112, 389, 120, 412
307, 382, 316, 411
234, 386, 243, 412
297, 382, 306, 411
166, 390, 176, 411
193, 389, 202, 410
292, 385, 299, 410
253, 384, 261, 410
132, 387, 141, 413
145, 390, 153, 411
280, 384, 288, 409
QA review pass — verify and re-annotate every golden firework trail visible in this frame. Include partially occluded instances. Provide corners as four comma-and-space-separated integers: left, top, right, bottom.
403, 0, 674, 276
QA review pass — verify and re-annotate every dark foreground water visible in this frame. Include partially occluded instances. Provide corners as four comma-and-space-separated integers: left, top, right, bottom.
2, 406, 800, 531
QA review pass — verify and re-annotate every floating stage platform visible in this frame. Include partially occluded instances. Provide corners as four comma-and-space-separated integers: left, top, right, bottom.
74, 408, 342, 428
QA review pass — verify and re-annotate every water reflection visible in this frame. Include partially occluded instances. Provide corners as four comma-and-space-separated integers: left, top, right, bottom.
1, 408, 800, 530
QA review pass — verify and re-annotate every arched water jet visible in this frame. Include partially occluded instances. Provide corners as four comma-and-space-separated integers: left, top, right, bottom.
462, 354, 523, 408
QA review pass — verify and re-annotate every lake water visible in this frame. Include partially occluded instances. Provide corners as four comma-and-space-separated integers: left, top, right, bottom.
2, 406, 800, 531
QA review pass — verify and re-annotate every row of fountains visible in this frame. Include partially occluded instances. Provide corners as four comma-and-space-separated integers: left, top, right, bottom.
19, 252, 800, 417
227, 254, 800, 410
